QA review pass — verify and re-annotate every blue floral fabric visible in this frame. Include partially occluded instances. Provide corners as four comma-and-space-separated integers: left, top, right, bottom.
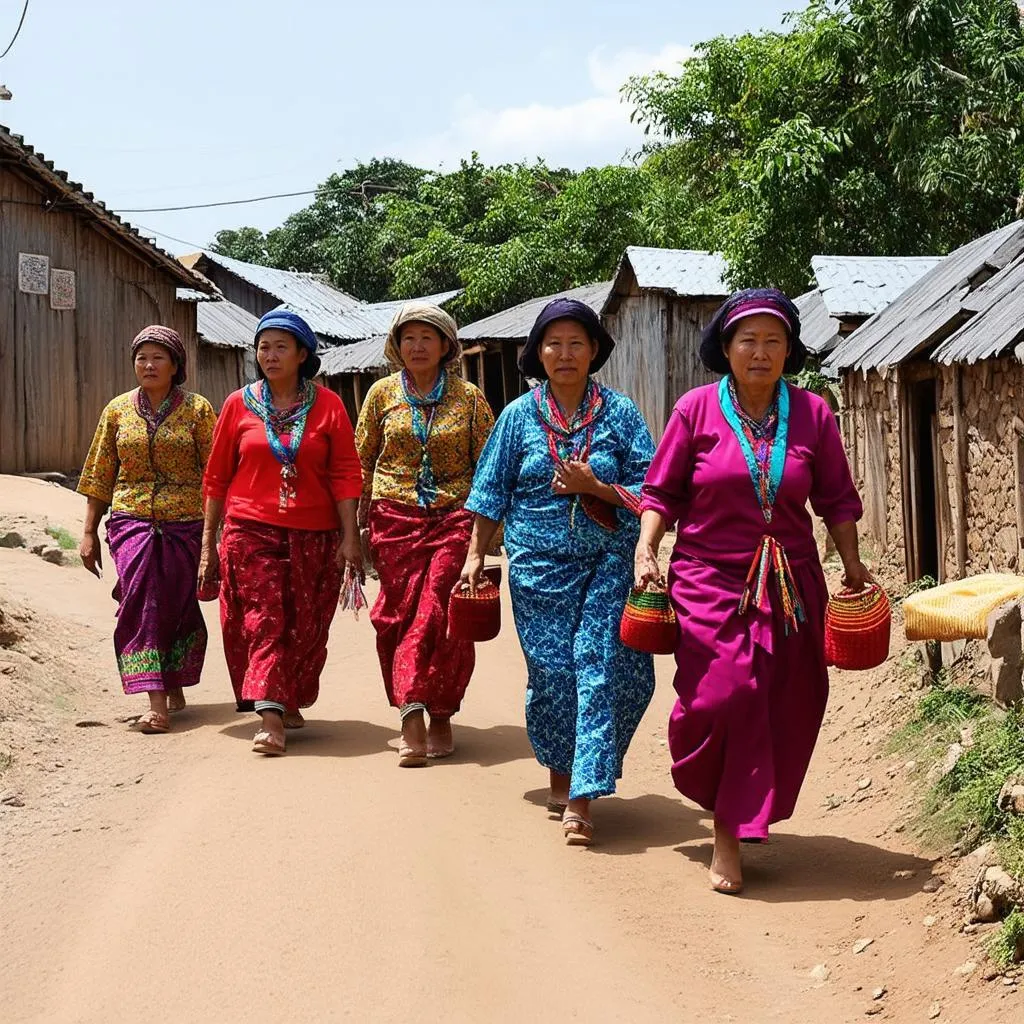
466, 385, 656, 800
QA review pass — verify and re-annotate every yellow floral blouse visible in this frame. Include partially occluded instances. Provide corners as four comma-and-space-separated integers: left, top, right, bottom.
355, 372, 494, 509
77, 390, 216, 521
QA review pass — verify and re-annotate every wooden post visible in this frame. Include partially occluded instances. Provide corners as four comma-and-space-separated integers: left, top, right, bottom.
951, 367, 968, 578
353, 373, 363, 417
1013, 416, 1024, 570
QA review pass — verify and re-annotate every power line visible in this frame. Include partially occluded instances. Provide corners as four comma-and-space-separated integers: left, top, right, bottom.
114, 186, 335, 214
134, 223, 210, 252
0, 0, 29, 61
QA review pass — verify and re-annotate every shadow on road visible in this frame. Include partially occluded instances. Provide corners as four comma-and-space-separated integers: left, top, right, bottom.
152, 701, 241, 734
439, 723, 534, 767
521, 789, 710, 855
676, 832, 936, 903
218, 717, 395, 757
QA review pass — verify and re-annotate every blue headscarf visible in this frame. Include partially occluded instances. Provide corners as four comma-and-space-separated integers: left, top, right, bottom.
254, 309, 322, 379
518, 298, 616, 380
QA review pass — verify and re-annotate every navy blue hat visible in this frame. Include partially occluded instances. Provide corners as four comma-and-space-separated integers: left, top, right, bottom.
700, 288, 806, 375
254, 309, 321, 379
519, 298, 615, 380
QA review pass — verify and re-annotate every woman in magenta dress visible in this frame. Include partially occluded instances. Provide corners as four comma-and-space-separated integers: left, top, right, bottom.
635, 288, 870, 895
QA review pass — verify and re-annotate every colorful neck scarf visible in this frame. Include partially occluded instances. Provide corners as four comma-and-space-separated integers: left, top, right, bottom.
242, 379, 317, 510
401, 369, 446, 507
135, 386, 184, 439
718, 375, 805, 634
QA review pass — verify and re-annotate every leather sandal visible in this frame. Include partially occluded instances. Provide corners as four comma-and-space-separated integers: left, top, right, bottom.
283, 710, 305, 730
398, 744, 427, 768
562, 813, 594, 846
136, 710, 170, 734
252, 729, 286, 756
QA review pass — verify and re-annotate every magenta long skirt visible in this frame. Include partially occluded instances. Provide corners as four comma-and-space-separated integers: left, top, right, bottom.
666, 552, 829, 841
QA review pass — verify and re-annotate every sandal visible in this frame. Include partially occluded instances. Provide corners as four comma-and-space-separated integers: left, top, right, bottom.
252, 729, 286, 756
283, 710, 305, 730
710, 872, 744, 896
167, 692, 186, 713
562, 813, 593, 846
135, 710, 170, 735
398, 744, 427, 768
546, 796, 569, 814
426, 744, 455, 760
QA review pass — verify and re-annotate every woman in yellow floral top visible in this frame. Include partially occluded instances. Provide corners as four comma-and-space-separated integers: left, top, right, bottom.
78, 326, 216, 734
355, 301, 494, 765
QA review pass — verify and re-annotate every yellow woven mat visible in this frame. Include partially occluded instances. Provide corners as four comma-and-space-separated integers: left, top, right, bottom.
903, 574, 1024, 642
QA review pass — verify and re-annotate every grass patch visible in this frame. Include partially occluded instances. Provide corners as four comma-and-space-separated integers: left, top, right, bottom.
44, 525, 77, 551
987, 908, 1024, 968
0, 751, 11, 775
892, 680, 1024, 877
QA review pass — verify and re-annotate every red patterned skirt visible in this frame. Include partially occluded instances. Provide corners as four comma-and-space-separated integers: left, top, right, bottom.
219, 516, 341, 710
368, 500, 475, 716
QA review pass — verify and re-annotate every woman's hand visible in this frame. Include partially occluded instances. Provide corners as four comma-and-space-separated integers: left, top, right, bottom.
198, 540, 218, 588
460, 551, 485, 596
553, 460, 597, 496
842, 559, 873, 593
337, 531, 363, 575
80, 530, 103, 579
634, 543, 662, 589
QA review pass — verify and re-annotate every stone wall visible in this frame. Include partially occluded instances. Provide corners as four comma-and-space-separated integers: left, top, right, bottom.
944, 358, 1023, 575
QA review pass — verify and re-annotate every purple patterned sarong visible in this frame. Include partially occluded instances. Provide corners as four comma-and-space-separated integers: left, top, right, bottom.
105, 514, 207, 694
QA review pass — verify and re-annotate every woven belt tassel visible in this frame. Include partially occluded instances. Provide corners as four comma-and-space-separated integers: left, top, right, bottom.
738, 535, 806, 635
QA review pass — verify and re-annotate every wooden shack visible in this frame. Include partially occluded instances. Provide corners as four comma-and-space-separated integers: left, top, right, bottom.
599, 247, 728, 441
0, 126, 215, 474
458, 282, 611, 415
826, 221, 1024, 584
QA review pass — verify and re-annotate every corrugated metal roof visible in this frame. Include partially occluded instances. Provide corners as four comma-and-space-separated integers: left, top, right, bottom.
932, 253, 1024, 364
826, 221, 1024, 372
176, 287, 219, 303
606, 247, 729, 307
319, 336, 388, 375
459, 282, 612, 341
812, 255, 943, 319
196, 299, 258, 350
0, 126, 214, 293
188, 251, 461, 342
796, 288, 843, 355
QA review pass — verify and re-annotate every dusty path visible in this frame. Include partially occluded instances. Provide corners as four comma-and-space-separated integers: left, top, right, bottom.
0, 478, 1018, 1023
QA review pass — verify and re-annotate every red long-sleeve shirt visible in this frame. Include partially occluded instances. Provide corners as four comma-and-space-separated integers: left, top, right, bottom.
203, 385, 363, 531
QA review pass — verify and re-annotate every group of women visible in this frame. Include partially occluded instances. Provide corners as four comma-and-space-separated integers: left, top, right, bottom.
78, 285, 868, 892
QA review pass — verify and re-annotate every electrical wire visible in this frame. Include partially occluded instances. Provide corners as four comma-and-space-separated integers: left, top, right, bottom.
114, 185, 340, 214
0, 0, 29, 62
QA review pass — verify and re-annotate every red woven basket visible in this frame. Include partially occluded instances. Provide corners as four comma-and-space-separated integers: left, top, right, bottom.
197, 577, 220, 603
620, 585, 678, 655
448, 577, 501, 643
825, 584, 891, 671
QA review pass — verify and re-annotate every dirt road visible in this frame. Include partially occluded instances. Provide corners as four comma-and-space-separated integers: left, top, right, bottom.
0, 477, 1018, 1023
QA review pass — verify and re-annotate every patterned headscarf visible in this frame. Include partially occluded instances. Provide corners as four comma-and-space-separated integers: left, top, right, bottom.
131, 325, 187, 385
699, 288, 806, 375
384, 302, 462, 374
254, 309, 322, 379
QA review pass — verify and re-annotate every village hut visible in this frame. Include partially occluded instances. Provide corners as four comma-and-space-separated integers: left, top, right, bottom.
825, 221, 1024, 585
599, 247, 729, 440
317, 336, 389, 424
798, 255, 943, 360
174, 289, 257, 407
0, 126, 215, 474
458, 282, 612, 415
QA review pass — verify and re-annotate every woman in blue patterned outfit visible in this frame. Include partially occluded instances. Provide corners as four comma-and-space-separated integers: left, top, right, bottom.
462, 298, 655, 846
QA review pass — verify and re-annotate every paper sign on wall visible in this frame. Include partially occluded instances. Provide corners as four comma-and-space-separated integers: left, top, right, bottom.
18, 252, 49, 294
50, 269, 76, 310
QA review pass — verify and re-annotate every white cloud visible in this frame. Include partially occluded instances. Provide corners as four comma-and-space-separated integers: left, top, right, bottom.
398, 43, 693, 170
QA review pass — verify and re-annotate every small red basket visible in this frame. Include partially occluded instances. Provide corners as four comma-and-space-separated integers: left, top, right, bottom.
197, 577, 220, 603
620, 584, 678, 655
825, 584, 891, 670
448, 576, 501, 643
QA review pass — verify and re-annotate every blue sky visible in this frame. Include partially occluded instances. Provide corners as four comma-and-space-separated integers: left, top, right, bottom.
0, 0, 796, 254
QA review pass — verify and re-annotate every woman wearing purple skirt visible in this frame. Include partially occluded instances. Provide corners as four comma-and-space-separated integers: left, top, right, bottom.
635, 289, 869, 895
78, 326, 216, 734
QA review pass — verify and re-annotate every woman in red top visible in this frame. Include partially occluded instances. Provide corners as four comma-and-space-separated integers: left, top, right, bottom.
200, 310, 363, 756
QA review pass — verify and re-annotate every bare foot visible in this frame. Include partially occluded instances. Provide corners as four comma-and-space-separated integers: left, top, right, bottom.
167, 688, 186, 713
426, 715, 454, 759
710, 819, 744, 894
547, 770, 570, 813
399, 709, 427, 767
283, 710, 305, 730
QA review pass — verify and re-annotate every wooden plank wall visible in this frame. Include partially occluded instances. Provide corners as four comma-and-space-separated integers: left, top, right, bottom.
667, 297, 720, 411
196, 346, 247, 410
0, 167, 201, 472
601, 291, 669, 440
